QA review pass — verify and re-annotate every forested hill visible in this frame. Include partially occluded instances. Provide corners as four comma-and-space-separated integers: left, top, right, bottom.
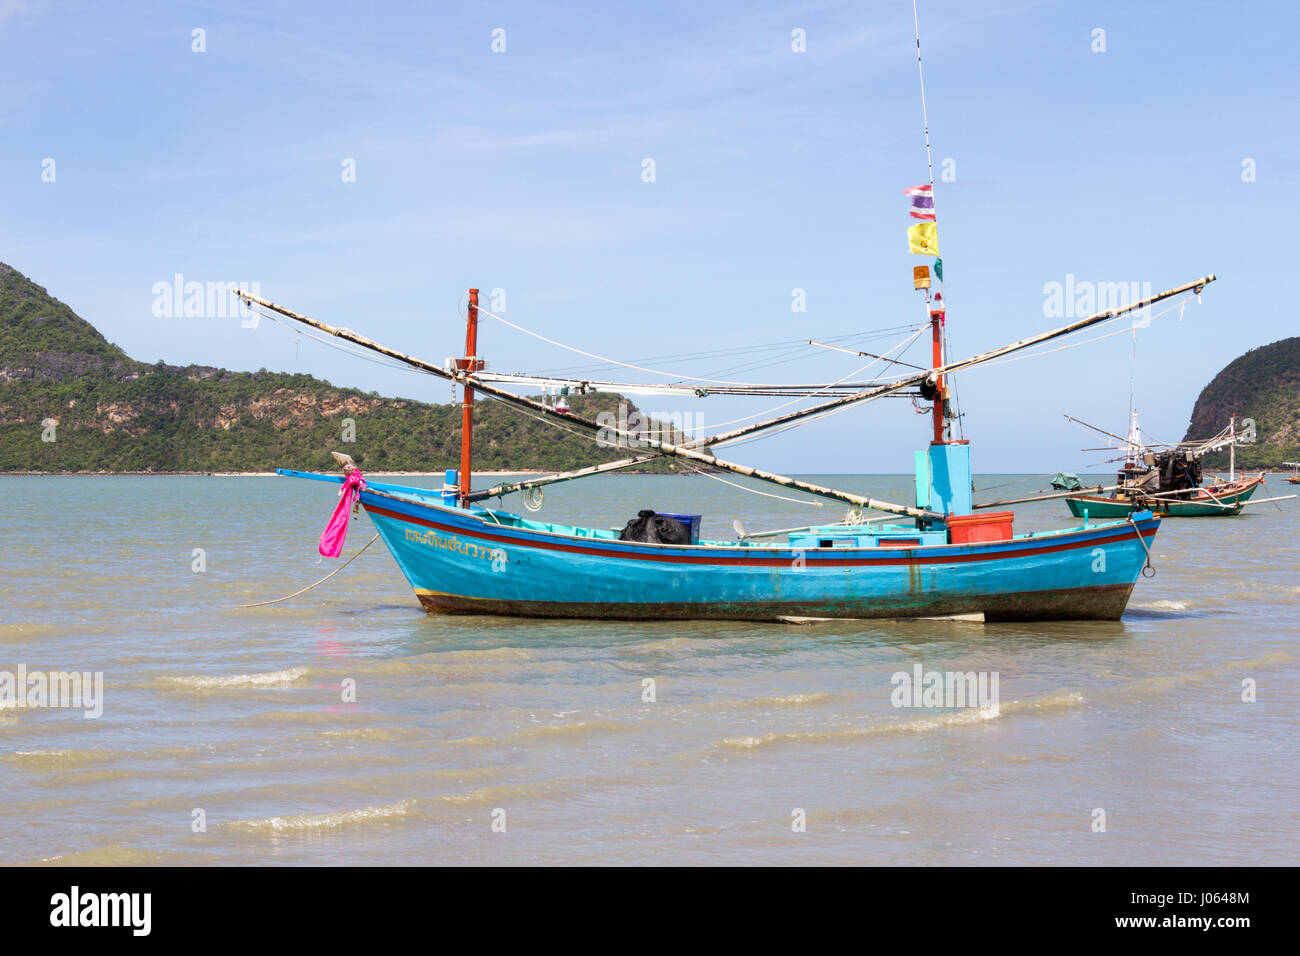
1183, 336, 1300, 469
0, 262, 655, 474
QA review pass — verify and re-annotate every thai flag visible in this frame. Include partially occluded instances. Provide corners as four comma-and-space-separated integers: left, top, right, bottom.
904, 184, 936, 221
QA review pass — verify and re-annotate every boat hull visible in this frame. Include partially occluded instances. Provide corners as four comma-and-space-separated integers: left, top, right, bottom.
1066, 475, 1263, 518
361, 488, 1160, 623
1067, 494, 1241, 518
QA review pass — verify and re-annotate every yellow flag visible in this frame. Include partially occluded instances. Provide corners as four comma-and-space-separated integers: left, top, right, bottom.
908, 221, 939, 256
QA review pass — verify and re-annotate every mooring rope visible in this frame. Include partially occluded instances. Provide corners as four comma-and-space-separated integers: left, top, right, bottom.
236, 533, 381, 608
1127, 516, 1156, 577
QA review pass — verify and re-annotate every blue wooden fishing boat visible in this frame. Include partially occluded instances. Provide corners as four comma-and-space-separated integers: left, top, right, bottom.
247, 268, 1214, 623
235, 12, 1217, 624
364, 481, 1157, 622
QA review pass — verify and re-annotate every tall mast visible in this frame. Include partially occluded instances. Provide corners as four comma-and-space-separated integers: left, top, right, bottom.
458, 288, 481, 506
1229, 413, 1236, 481
929, 295, 945, 443
911, 0, 936, 195
1128, 320, 1138, 455
912, 0, 948, 445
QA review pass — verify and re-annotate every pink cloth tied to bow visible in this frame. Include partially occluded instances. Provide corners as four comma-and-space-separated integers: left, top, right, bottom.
319, 470, 366, 557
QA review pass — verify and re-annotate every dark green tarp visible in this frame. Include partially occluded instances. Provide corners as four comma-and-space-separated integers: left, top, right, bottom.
1050, 472, 1083, 491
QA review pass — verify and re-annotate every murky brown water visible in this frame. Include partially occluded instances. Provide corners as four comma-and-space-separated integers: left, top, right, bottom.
2, 474, 1296, 865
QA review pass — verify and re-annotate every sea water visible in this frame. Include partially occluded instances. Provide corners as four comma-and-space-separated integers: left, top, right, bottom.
1, 474, 1296, 865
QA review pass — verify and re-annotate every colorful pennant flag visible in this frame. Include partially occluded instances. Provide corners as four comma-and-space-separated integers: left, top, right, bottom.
907, 221, 939, 256
903, 184, 935, 221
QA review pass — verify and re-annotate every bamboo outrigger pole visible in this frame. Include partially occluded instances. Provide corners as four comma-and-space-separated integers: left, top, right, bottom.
234, 290, 944, 519
236, 274, 1213, 520
704, 276, 1216, 450
973, 485, 1116, 509
470, 275, 1218, 501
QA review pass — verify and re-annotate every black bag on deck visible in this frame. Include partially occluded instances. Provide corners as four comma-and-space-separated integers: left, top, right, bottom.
618, 509, 690, 544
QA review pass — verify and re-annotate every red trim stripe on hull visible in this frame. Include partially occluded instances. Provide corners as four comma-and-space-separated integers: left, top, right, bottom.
364, 501, 1155, 568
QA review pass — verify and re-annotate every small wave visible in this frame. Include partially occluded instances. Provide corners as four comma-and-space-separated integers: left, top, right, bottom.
1134, 599, 1189, 611
432, 646, 544, 663
28, 845, 173, 866
235, 709, 368, 726
720, 705, 1002, 750
714, 692, 833, 710
226, 798, 415, 833
40, 768, 136, 785
2, 749, 117, 769
0, 622, 66, 644
434, 780, 574, 808
1120, 652, 1293, 695
451, 719, 627, 748
156, 667, 309, 691
718, 691, 1083, 751
619, 636, 729, 653
515, 719, 626, 739
1006, 689, 1086, 712
316, 727, 416, 743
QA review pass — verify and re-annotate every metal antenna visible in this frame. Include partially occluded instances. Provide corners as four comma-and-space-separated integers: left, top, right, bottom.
912, 0, 935, 189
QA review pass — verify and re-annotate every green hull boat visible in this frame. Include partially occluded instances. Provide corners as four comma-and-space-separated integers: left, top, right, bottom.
1066, 475, 1264, 518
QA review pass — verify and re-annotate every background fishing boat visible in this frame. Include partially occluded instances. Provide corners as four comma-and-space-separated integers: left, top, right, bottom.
1062, 413, 1275, 517
1066, 478, 1263, 518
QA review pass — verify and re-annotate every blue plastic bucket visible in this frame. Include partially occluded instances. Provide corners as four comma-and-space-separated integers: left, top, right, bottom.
657, 512, 702, 544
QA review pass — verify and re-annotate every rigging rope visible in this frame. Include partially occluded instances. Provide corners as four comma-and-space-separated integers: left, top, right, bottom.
974, 297, 1189, 372
680, 462, 828, 507
529, 324, 924, 378
236, 533, 381, 608
261, 298, 929, 408
470, 302, 798, 387
673, 324, 930, 436
469, 297, 930, 389
260, 308, 425, 376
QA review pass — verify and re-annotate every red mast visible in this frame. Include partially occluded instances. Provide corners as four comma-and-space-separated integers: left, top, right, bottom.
930, 302, 945, 444
457, 288, 481, 507
914, 266, 947, 444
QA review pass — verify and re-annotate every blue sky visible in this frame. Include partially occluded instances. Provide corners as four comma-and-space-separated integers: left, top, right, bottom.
2, 0, 1295, 472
